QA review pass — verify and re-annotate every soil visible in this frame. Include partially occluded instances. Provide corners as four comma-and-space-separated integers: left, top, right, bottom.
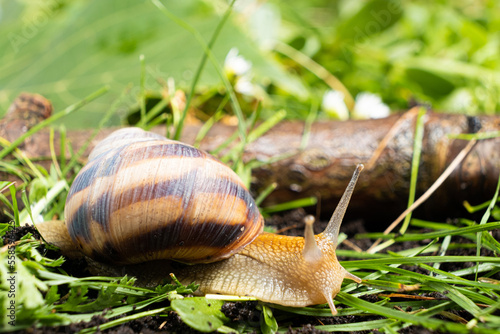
3, 209, 498, 334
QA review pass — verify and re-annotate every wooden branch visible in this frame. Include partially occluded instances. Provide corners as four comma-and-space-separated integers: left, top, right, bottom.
2, 93, 499, 225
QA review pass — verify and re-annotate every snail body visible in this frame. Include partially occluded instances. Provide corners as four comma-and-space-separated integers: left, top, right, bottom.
37, 128, 362, 314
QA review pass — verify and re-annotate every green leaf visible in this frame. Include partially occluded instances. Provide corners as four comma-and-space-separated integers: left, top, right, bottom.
45, 286, 60, 305
61, 286, 89, 311
16, 260, 47, 310
335, 0, 403, 41
260, 304, 278, 334
164, 273, 199, 295
56, 276, 142, 313
171, 297, 228, 333
403, 67, 456, 98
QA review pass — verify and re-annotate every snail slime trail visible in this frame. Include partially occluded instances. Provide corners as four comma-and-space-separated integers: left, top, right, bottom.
35, 128, 363, 315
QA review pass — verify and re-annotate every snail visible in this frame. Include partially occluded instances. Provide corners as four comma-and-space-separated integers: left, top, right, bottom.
36, 127, 363, 315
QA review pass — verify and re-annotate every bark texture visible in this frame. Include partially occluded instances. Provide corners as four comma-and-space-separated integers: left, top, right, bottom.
1, 93, 499, 225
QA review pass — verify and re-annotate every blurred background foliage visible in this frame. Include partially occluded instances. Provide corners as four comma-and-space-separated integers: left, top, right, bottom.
0, 0, 499, 128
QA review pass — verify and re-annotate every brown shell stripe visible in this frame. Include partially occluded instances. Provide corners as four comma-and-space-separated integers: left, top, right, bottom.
68, 142, 216, 196
66, 141, 262, 263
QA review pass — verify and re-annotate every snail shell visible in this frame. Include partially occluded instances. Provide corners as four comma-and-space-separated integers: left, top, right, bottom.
65, 128, 264, 264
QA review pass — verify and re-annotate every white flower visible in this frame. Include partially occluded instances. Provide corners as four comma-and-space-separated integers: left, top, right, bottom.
442, 88, 473, 113
234, 76, 256, 96
322, 90, 349, 120
224, 48, 252, 77
352, 92, 390, 119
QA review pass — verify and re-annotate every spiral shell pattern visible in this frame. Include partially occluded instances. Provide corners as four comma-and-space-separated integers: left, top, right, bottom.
65, 128, 263, 264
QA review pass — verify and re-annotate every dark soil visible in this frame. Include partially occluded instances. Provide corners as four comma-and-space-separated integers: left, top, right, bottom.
4, 210, 497, 334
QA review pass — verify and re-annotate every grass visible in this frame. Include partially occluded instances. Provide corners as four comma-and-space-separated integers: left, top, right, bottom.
1, 92, 499, 333
1, 1, 500, 333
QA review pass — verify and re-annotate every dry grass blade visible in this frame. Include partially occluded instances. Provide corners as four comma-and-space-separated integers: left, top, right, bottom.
0, 182, 15, 193
273, 41, 355, 110
365, 107, 419, 170
367, 138, 477, 253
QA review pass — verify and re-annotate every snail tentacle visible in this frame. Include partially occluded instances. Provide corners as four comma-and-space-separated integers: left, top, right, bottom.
323, 164, 364, 245
302, 215, 323, 264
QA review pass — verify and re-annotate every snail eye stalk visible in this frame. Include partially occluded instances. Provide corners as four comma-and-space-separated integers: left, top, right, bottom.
322, 164, 364, 246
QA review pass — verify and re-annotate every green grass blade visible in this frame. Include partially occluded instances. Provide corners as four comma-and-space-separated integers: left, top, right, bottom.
400, 107, 426, 234
247, 110, 287, 144
449, 131, 500, 140
476, 171, 500, 278
255, 182, 278, 207
261, 197, 317, 215
150, 0, 241, 141
78, 306, 170, 334
336, 292, 495, 333
193, 96, 229, 148
139, 54, 147, 123
9, 184, 19, 227
62, 87, 128, 176
343, 255, 500, 267
316, 319, 397, 332
426, 282, 482, 318
19, 180, 68, 225
300, 99, 318, 150
397, 222, 500, 241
